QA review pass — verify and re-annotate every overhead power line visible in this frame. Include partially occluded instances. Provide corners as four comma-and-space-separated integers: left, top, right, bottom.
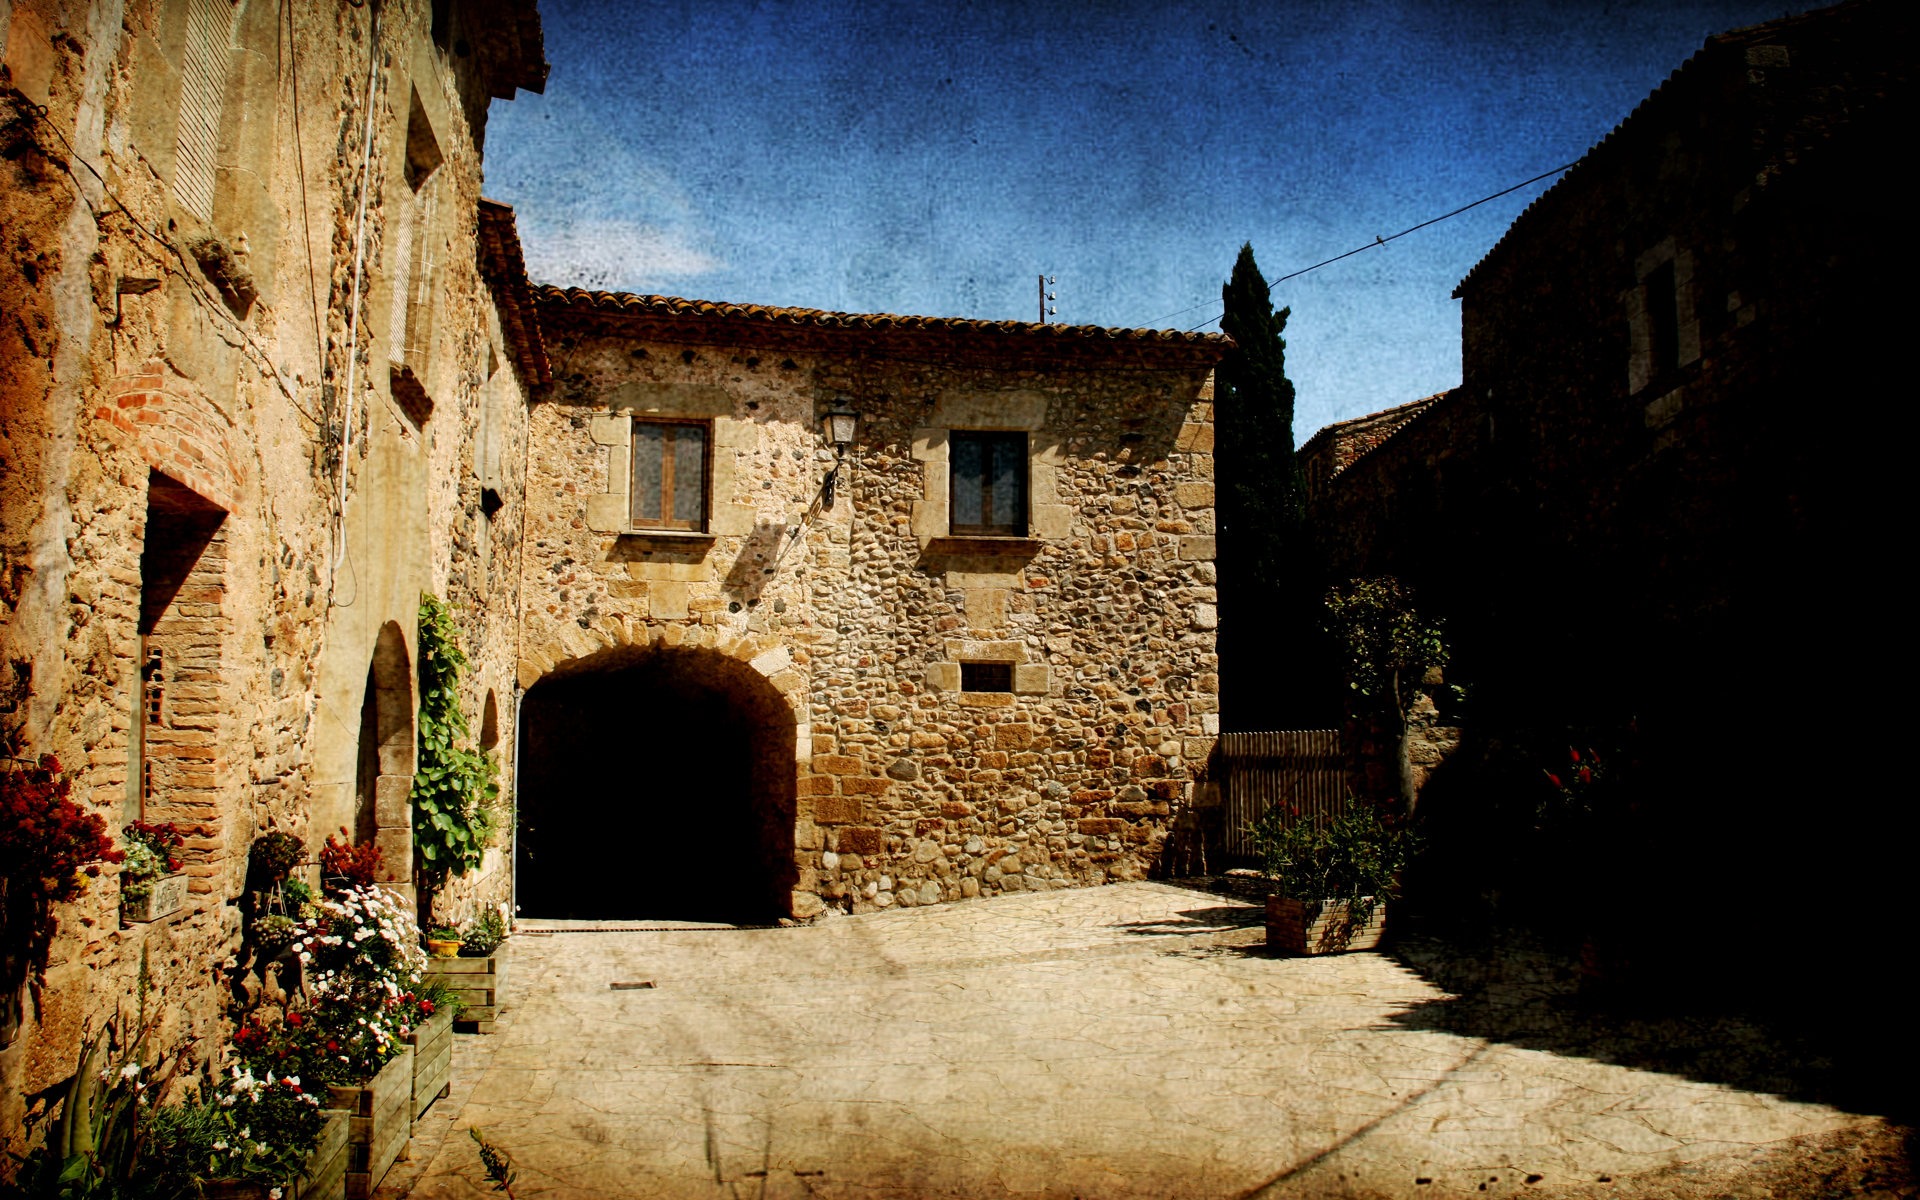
1139, 160, 1580, 332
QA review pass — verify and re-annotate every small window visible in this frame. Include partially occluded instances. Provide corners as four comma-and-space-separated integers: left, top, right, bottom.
1643, 259, 1679, 383
630, 420, 709, 531
961, 661, 1013, 692
950, 430, 1027, 536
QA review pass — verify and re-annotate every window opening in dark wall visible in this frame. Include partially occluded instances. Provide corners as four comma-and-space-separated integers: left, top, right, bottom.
961, 661, 1014, 693
1644, 259, 1679, 385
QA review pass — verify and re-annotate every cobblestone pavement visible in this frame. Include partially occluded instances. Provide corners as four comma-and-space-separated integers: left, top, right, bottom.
380, 882, 1906, 1199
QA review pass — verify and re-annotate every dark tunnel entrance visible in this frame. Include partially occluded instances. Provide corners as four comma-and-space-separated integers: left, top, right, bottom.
515, 646, 797, 923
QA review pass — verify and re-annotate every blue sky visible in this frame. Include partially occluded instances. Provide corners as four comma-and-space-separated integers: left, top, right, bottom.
483, 0, 1791, 439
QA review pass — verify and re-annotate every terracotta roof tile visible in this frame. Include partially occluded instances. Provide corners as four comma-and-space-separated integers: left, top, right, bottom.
534, 286, 1233, 363
1301, 392, 1447, 489
477, 199, 551, 385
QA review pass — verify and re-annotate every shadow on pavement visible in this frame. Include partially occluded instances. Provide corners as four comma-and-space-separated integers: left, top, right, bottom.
1381, 922, 1918, 1130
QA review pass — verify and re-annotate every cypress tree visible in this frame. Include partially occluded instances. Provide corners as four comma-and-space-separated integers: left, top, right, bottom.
1215, 242, 1315, 728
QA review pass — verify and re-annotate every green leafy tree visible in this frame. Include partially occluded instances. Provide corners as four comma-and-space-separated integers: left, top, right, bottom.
411, 594, 498, 925
1323, 577, 1448, 808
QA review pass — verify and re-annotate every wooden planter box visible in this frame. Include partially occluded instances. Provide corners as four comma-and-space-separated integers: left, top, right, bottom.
122, 873, 189, 923
405, 1005, 454, 1124
1266, 896, 1387, 955
325, 1046, 412, 1200
424, 943, 506, 1033
203, 1107, 349, 1200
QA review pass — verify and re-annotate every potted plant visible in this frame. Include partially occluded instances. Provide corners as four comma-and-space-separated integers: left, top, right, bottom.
141, 1067, 345, 1200
424, 907, 508, 1034
1248, 795, 1418, 955
119, 819, 187, 924
262, 842, 430, 1198
425, 927, 462, 958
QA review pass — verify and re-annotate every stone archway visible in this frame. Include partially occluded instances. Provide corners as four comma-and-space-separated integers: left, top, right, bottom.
515, 644, 798, 923
352, 621, 415, 888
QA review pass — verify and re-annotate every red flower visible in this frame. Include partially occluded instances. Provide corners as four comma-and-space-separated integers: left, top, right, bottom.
166, 857, 181, 871
326, 1040, 340, 1052
1578, 767, 1591, 784
1545, 773, 1563, 789
420, 1000, 435, 1016
286, 1012, 303, 1027
1568, 747, 1580, 764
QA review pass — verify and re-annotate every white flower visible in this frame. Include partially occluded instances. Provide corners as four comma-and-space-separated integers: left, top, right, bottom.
119, 1063, 141, 1079
270, 1190, 283, 1199
212, 1140, 229, 1151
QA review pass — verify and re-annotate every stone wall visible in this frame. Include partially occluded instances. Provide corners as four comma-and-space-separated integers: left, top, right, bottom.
521, 295, 1228, 918
0, 0, 541, 1154
1296, 392, 1440, 509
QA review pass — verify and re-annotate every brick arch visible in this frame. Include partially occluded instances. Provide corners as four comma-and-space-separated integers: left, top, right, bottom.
515, 642, 803, 921
95, 365, 246, 512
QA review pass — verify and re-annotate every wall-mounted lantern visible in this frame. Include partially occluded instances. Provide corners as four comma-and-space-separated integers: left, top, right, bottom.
824, 397, 859, 454
822, 397, 858, 507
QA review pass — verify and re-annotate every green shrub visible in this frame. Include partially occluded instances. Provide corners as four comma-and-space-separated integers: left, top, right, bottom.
460, 908, 506, 957
1247, 795, 1419, 924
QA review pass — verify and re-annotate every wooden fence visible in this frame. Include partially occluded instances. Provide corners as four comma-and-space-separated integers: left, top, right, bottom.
1217, 729, 1346, 862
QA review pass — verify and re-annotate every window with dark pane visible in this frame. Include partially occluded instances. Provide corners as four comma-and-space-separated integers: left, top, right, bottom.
961, 661, 1014, 692
630, 420, 709, 531
950, 430, 1027, 536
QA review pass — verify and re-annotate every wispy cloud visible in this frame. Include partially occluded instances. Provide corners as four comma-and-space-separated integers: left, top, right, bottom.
519, 216, 724, 293
486, 97, 725, 294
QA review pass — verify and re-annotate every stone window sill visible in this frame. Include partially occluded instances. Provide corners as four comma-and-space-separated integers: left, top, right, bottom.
619, 528, 717, 543
925, 536, 1042, 555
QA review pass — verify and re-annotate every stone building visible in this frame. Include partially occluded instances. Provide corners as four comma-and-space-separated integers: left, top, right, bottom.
0, 0, 1233, 1165
0, 0, 545, 1145
515, 289, 1228, 922
1303, 1, 1911, 992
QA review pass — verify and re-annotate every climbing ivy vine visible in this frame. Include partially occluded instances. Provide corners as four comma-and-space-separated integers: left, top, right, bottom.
412, 594, 498, 893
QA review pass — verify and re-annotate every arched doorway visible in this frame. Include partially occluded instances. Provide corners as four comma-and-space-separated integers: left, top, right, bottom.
515, 645, 797, 923
351, 622, 414, 888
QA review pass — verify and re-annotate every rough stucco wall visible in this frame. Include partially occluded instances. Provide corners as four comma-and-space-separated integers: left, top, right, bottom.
0, 0, 530, 1154
522, 323, 1221, 919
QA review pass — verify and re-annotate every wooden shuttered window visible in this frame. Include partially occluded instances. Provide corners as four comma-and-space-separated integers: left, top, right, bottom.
629, 421, 709, 531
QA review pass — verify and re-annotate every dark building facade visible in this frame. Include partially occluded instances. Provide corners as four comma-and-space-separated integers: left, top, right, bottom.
1306, 0, 1913, 1010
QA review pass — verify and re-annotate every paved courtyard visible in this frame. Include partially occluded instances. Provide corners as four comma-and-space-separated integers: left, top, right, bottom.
381, 883, 1902, 1199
